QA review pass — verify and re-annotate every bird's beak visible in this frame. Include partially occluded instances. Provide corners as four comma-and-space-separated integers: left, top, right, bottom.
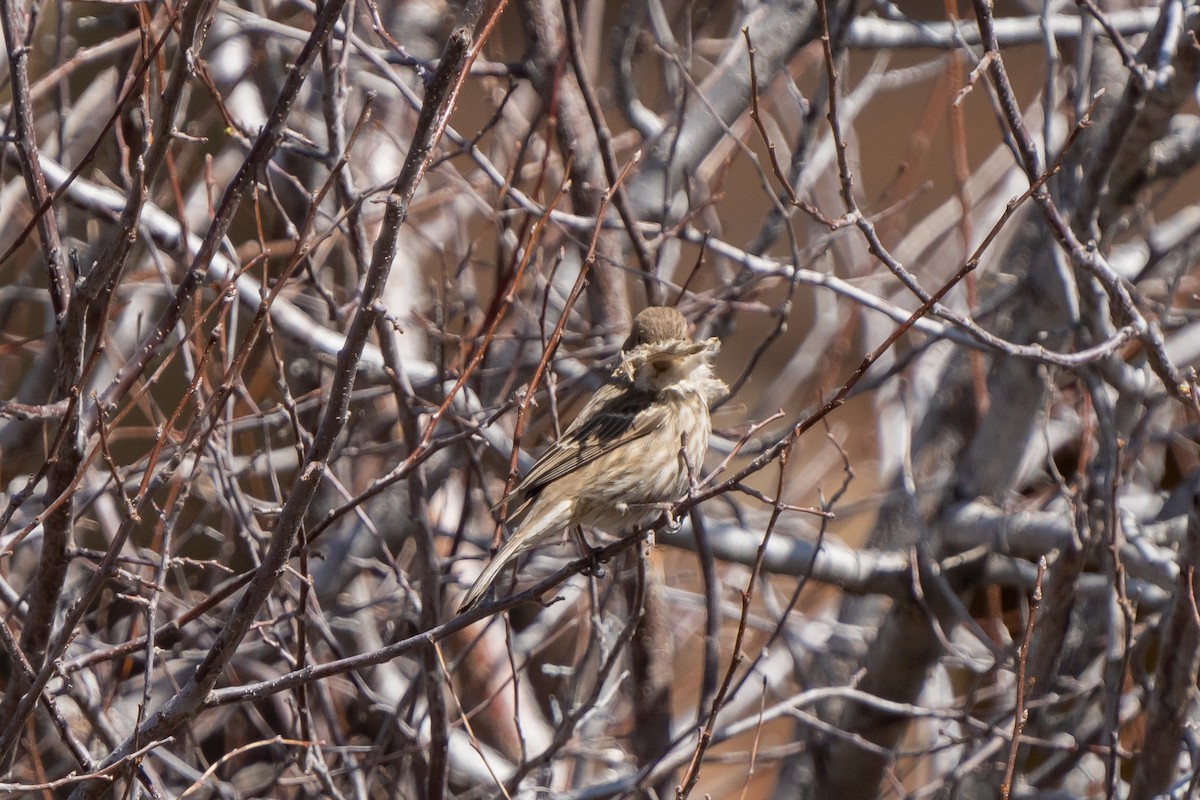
618, 338, 719, 381
675, 338, 720, 361
641, 338, 719, 369
644, 341, 704, 364
664, 338, 720, 358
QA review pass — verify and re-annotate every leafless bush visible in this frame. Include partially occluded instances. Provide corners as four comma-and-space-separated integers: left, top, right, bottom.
1, 0, 1199, 797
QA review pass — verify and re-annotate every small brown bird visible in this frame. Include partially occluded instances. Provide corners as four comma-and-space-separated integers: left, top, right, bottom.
458, 307, 726, 613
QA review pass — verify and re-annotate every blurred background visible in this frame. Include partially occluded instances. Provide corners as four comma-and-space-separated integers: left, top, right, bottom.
1, 0, 1198, 797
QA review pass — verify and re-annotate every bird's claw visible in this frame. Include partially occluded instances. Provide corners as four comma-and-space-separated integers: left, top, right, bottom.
582, 546, 607, 578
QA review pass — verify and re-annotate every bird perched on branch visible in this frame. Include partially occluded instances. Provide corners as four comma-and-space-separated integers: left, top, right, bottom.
458, 306, 727, 613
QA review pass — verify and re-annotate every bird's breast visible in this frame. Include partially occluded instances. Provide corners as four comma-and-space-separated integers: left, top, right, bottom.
568, 389, 711, 531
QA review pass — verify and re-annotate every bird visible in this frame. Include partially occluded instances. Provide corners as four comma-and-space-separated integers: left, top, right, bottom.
457, 306, 727, 613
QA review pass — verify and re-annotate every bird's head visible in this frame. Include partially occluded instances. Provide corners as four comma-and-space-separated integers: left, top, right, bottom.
617, 308, 719, 392
621, 306, 690, 351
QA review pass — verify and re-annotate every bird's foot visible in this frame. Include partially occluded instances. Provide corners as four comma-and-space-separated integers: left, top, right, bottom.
631, 501, 682, 532
582, 546, 607, 579
571, 525, 606, 577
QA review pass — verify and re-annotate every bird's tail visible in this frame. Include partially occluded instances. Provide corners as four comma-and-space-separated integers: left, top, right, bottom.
457, 503, 567, 613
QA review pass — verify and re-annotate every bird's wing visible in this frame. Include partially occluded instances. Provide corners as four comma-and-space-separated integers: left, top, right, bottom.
506, 383, 666, 502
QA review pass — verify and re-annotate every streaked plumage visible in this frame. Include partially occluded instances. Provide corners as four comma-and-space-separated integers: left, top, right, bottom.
458, 307, 726, 613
